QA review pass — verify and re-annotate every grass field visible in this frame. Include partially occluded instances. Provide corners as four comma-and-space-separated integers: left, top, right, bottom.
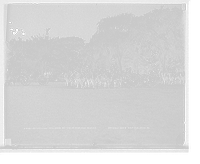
4, 84, 186, 149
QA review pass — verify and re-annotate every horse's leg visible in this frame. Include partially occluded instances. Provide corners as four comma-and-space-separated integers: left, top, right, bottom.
96, 80, 98, 89
81, 78, 85, 89
163, 78, 166, 85
114, 81, 117, 88
65, 79, 68, 87
86, 79, 90, 88
92, 79, 95, 88
119, 79, 122, 88
104, 81, 106, 88
75, 80, 78, 88
99, 80, 101, 86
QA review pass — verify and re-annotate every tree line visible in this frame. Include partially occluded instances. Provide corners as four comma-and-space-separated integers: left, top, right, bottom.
5, 7, 185, 86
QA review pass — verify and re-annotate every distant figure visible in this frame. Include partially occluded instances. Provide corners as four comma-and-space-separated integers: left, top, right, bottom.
45, 28, 50, 35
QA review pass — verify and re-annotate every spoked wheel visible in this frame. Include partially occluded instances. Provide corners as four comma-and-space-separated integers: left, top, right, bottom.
128, 74, 140, 87
139, 75, 148, 87
38, 76, 49, 86
20, 75, 31, 86
147, 75, 158, 87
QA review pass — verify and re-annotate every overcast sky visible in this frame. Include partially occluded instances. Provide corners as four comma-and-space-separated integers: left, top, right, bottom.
6, 3, 182, 42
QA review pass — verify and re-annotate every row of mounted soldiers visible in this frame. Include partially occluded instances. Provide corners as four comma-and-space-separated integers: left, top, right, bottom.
59, 67, 185, 88
159, 70, 185, 85
61, 68, 185, 88
61, 70, 122, 89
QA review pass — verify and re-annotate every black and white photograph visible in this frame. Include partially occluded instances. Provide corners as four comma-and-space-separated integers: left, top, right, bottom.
1, 1, 188, 151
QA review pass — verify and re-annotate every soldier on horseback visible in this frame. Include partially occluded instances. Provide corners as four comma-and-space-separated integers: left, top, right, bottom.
63, 71, 73, 87
91, 72, 98, 89
97, 71, 103, 86
160, 71, 169, 85
176, 69, 185, 85
73, 70, 86, 89
102, 70, 112, 88
85, 70, 92, 88
112, 72, 122, 88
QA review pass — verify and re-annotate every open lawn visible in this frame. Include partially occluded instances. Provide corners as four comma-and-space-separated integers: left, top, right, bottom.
4, 84, 186, 149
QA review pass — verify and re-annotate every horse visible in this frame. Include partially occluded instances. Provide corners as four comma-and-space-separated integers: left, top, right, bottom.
91, 72, 98, 89
168, 73, 176, 85
176, 71, 185, 85
160, 72, 169, 85
97, 72, 103, 86
112, 73, 122, 88
85, 71, 98, 89
63, 72, 73, 87
85, 71, 92, 88
102, 71, 112, 88
73, 71, 86, 89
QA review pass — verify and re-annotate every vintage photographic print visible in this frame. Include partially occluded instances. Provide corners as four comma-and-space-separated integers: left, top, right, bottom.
2, 2, 188, 150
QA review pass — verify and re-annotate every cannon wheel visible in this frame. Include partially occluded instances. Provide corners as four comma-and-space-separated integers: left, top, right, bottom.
128, 74, 140, 87
20, 75, 31, 86
38, 75, 48, 85
139, 75, 149, 87
147, 75, 158, 87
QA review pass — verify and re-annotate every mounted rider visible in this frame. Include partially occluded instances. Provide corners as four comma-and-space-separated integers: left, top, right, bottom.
102, 70, 112, 88
63, 71, 73, 87
112, 71, 122, 88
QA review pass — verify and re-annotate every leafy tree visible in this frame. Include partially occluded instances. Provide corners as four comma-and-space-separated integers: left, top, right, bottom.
92, 14, 133, 73
145, 7, 185, 71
